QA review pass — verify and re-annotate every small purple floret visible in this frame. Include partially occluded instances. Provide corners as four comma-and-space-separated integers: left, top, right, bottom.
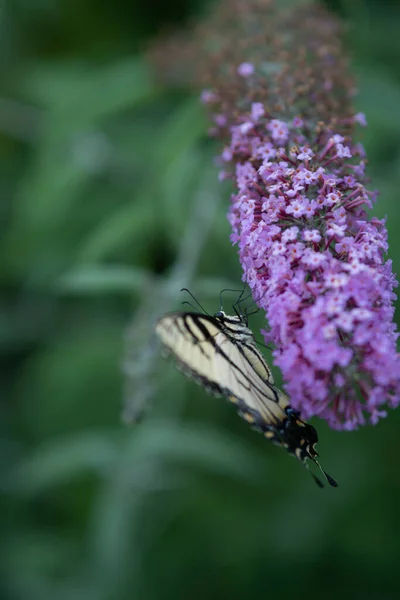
237, 62, 255, 77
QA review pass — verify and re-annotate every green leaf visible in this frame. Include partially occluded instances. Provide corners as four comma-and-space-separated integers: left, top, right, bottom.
8, 432, 120, 494
21, 58, 159, 123
55, 264, 152, 294
78, 200, 158, 262
129, 419, 264, 482
155, 97, 207, 168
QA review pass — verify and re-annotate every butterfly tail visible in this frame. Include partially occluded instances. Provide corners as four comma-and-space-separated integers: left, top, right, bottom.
308, 455, 338, 488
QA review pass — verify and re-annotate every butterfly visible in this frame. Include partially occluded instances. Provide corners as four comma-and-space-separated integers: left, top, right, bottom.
155, 303, 337, 488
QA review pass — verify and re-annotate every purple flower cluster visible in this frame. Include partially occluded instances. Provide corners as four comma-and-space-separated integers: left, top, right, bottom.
148, 0, 399, 429
207, 89, 400, 429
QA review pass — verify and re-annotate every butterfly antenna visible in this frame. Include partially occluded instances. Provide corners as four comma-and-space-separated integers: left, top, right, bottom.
219, 287, 246, 312
180, 288, 209, 315
181, 300, 199, 312
232, 283, 249, 320
237, 282, 247, 304
219, 289, 225, 312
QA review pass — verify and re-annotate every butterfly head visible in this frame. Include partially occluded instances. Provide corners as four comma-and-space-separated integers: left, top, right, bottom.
214, 310, 227, 320
214, 310, 246, 325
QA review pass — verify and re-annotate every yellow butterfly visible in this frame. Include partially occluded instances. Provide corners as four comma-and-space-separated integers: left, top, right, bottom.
156, 306, 337, 488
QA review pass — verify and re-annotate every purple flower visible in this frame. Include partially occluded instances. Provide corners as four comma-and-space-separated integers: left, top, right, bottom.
354, 112, 367, 127
237, 62, 255, 77
251, 102, 265, 121
149, 0, 400, 429
201, 89, 217, 104
225, 113, 400, 430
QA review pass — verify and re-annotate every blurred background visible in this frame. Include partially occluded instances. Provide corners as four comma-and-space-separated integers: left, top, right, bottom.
1, 1, 400, 599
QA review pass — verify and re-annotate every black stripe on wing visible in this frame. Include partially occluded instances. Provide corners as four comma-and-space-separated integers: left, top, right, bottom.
188, 316, 284, 426
184, 314, 275, 395
157, 313, 231, 397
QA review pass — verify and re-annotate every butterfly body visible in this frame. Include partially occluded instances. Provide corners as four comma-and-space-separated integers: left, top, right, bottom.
155, 309, 337, 488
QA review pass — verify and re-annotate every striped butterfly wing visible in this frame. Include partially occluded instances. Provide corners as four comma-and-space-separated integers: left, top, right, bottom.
156, 312, 238, 396
155, 312, 287, 425
155, 311, 338, 488
201, 326, 288, 429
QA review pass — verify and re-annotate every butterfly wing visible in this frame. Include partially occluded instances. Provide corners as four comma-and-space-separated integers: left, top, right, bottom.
155, 311, 338, 488
210, 329, 288, 426
155, 312, 236, 396
155, 312, 287, 424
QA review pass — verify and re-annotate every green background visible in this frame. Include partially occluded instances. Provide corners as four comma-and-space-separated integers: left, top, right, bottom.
1, 1, 400, 599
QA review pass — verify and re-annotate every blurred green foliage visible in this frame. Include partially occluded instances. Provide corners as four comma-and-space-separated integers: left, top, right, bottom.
1, 1, 400, 599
